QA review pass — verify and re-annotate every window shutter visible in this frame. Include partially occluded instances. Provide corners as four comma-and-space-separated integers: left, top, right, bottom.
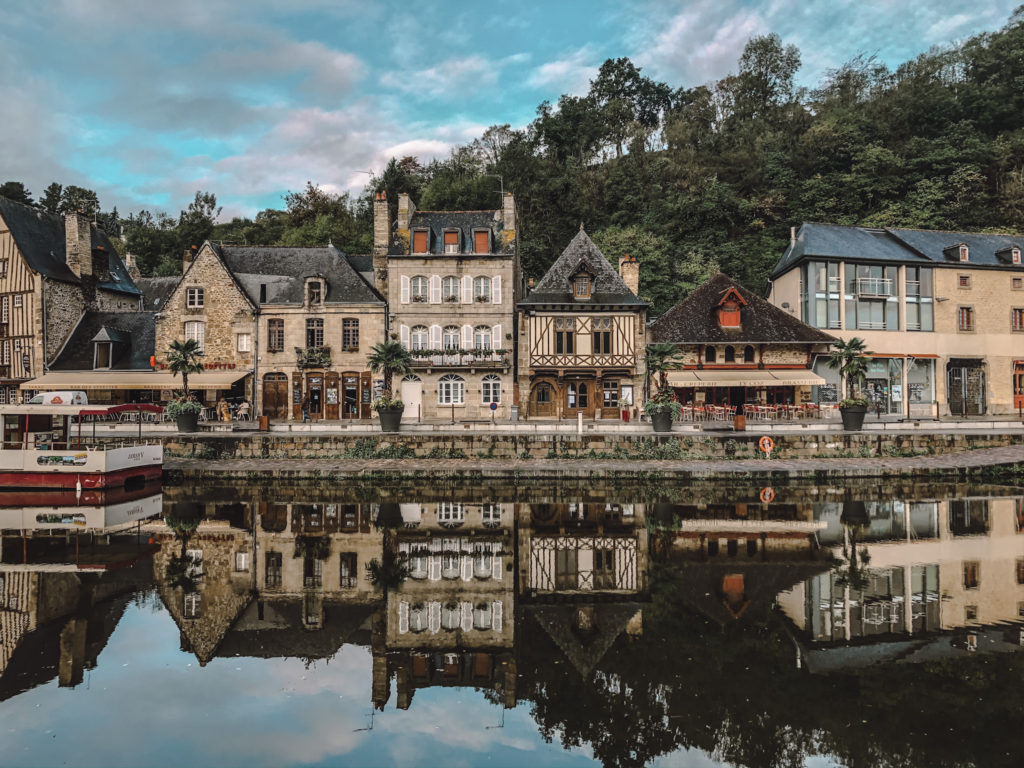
429, 324, 442, 349
400, 324, 410, 348
461, 602, 473, 632
491, 324, 501, 350
492, 546, 503, 581
461, 553, 472, 581
462, 324, 472, 349
429, 275, 441, 303
491, 600, 502, 632
428, 601, 441, 634
429, 554, 442, 581
399, 601, 409, 634
413, 230, 427, 253
475, 230, 489, 254
400, 275, 410, 304
491, 275, 501, 304
462, 275, 472, 304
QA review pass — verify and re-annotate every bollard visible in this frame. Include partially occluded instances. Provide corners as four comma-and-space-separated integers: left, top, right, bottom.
577, 412, 583, 435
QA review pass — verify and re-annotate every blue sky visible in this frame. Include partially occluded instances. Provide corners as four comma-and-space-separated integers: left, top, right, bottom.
0, 0, 1019, 220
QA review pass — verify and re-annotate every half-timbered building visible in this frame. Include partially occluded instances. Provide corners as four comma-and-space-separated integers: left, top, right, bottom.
517, 229, 647, 419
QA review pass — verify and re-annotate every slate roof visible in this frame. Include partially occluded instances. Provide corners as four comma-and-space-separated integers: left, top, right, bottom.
390, 210, 513, 256
135, 276, 179, 311
519, 228, 646, 308
210, 243, 383, 305
50, 311, 155, 370
0, 196, 140, 295
772, 222, 1024, 278
650, 272, 837, 344
215, 600, 374, 660
527, 603, 643, 679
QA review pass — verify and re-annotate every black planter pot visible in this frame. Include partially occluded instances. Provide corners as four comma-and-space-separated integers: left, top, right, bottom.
377, 407, 403, 433
651, 412, 674, 433
839, 404, 867, 431
175, 411, 200, 433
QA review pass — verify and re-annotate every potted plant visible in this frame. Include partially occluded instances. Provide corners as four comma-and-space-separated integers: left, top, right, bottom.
643, 392, 681, 432
368, 340, 413, 432
826, 337, 873, 430
643, 342, 682, 431
167, 339, 204, 432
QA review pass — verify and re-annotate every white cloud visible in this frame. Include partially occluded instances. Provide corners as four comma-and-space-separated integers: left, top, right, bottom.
526, 46, 599, 95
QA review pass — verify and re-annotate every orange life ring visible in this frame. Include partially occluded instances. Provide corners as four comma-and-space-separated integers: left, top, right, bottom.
760, 487, 775, 504
758, 435, 775, 456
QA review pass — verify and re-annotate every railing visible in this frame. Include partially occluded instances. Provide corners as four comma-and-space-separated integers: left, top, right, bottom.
905, 280, 921, 297
530, 353, 636, 368
856, 277, 894, 298
857, 321, 887, 330
827, 276, 841, 293
411, 351, 509, 368
296, 346, 331, 369
2, 438, 160, 451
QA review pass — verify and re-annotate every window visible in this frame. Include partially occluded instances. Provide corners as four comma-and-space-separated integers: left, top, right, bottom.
412, 230, 428, 253
442, 276, 459, 301
959, 244, 969, 262
184, 321, 205, 352
439, 374, 464, 404
13, 295, 22, 308
474, 230, 489, 254
268, 319, 284, 351
94, 342, 111, 369
567, 382, 588, 409
744, 345, 755, 363
963, 561, 980, 589
1013, 308, 1024, 332
705, 345, 716, 363
0, 259, 7, 279
342, 319, 359, 350
409, 603, 428, 632
958, 306, 974, 332
594, 548, 615, 588
234, 552, 249, 572
603, 381, 619, 408
438, 502, 464, 527
473, 326, 491, 351
958, 275, 971, 289
474, 276, 490, 303
443, 230, 459, 254
442, 603, 460, 629
1016, 557, 1024, 585
536, 384, 552, 404
1014, 277, 1023, 290
340, 553, 357, 588
308, 281, 322, 304
259, 284, 267, 303
724, 345, 735, 363
306, 318, 324, 348
236, 333, 251, 352
411, 275, 428, 301
186, 287, 204, 307
184, 593, 201, 619
473, 603, 491, 630
555, 317, 575, 354
410, 325, 428, 351
303, 555, 323, 588
443, 326, 460, 350
965, 605, 978, 621
574, 274, 591, 299
482, 374, 501, 404
592, 317, 612, 354
481, 503, 501, 527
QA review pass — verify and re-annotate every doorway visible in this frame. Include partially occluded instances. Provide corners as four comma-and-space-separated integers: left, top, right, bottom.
564, 381, 593, 418
401, 375, 422, 421
531, 381, 556, 418
947, 361, 986, 416
306, 374, 324, 419
342, 374, 360, 419
262, 373, 288, 420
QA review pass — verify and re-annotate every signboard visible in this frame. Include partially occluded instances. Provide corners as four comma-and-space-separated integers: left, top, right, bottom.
326, 388, 338, 405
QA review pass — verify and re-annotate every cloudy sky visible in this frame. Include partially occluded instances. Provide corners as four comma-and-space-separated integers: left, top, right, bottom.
1, 0, 1018, 220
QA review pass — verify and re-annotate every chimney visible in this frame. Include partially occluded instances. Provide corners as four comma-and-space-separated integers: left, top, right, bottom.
372, 191, 390, 297
397, 192, 415, 231
124, 252, 141, 282
790, 226, 797, 245
183, 244, 198, 274
502, 192, 516, 231
65, 212, 92, 278
619, 254, 639, 296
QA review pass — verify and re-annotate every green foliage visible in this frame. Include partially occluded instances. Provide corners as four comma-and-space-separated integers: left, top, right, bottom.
827, 337, 872, 402
367, 341, 413, 405
0, 181, 33, 205
293, 536, 330, 560
166, 339, 204, 400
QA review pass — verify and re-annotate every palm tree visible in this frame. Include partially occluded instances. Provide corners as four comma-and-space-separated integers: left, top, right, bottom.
367, 340, 413, 406
645, 342, 682, 399
167, 339, 204, 400
826, 337, 872, 401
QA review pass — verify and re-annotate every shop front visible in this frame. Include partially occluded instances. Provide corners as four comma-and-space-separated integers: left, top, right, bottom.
665, 370, 825, 409
286, 369, 373, 420
21, 370, 251, 406
810, 354, 936, 417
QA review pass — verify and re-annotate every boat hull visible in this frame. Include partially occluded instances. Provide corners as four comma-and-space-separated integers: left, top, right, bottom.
0, 464, 162, 490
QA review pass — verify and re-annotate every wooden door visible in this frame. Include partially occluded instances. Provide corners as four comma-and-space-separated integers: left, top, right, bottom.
291, 372, 303, 420
325, 371, 340, 419
262, 373, 288, 420
306, 373, 324, 420
341, 373, 359, 419
564, 381, 594, 418
360, 372, 372, 419
531, 381, 556, 418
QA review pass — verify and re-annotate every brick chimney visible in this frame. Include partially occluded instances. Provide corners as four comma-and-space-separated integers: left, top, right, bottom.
182, 245, 198, 274
619, 254, 639, 296
124, 252, 141, 282
397, 192, 416, 231
502, 192, 516, 231
65, 212, 93, 278
372, 191, 390, 297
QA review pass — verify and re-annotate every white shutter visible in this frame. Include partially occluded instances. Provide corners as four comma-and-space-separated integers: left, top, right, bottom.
430, 538, 443, 553
430, 324, 442, 349
399, 601, 409, 634
491, 600, 502, 632
461, 553, 472, 582
462, 324, 472, 349
492, 549, 503, 581
491, 324, 501, 350
462, 275, 473, 304
429, 554, 442, 581
429, 275, 442, 304
461, 602, 473, 632
491, 275, 501, 304
429, 601, 441, 634
400, 275, 410, 304
399, 324, 410, 348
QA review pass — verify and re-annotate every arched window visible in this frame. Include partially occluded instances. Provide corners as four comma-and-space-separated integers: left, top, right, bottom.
441, 603, 460, 630
410, 325, 428, 351
744, 345, 755, 363
705, 346, 717, 363
473, 602, 492, 630
409, 603, 428, 632
409, 552, 428, 580
441, 553, 460, 579
439, 374, 465, 404
724, 346, 735, 363
473, 326, 491, 350
443, 325, 460, 350
482, 375, 501, 404
473, 276, 490, 302
442, 276, 459, 302
410, 275, 428, 301
473, 547, 492, 579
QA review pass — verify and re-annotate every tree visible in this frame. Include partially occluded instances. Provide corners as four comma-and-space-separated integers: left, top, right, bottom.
644, 342, 683, 400
367, 341, 412, 408
167, 339, 204, 401
0, 181, 33, 205
734, 33, 802, 123
177, 191, 220, 252
38, 183, 63, 214
826, 337, 872, 402
589, 57, 672, 158
58, 185, 100, 217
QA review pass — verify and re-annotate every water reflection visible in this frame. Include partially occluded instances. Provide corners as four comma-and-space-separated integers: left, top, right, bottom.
0, 479, 1022, 767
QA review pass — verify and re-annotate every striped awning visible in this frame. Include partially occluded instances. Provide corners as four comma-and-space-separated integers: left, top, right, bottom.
665, 369, 825, 388
21, 370, 250, 391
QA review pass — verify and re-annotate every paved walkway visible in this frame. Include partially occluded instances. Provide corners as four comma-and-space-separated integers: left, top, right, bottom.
166, 443, 1024, 480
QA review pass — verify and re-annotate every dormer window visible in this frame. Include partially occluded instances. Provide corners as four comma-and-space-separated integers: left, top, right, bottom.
412, 229, 429, 254
574, 275, 591, 300
443, 230, 460, 254
716, 287, 746, 329
307, 280, 323, 305
186, 287, 204, 308
94, 342, 112, 369
473, 229, 489, 254
1014, 248, 1021, 265
960, 244, 969, 262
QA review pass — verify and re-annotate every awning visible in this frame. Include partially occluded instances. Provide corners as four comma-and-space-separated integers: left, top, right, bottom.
665, 369, 826, 388
21, 370, 251, 391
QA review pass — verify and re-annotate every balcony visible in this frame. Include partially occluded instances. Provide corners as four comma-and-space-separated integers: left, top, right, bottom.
410, 350, 509, 370
855, 277, 894, 298
295, 346, 332, 369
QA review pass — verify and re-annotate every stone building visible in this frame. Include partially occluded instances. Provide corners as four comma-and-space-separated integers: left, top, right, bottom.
649, 272, 836, 408
517, 228, 647, 419
0, 197, 142, 404
768, 223, 1024, 416
374, 191, 519, 422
